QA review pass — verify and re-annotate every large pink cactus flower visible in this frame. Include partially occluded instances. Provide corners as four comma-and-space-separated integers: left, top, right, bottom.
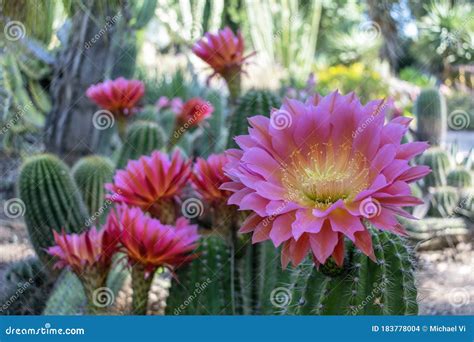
192, 26, 254, 82
46, 226, 119, 274
86, 77, 144, 117
106, 151, 191, 223
221, 91, 430, 268
107, 205, 199, 274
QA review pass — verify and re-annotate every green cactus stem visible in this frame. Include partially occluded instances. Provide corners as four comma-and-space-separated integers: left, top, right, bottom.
415, 88, 447, 145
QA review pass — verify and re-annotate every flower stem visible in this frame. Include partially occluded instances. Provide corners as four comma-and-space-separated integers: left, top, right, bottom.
131, 264, 154, 315
117, 115, 128, 141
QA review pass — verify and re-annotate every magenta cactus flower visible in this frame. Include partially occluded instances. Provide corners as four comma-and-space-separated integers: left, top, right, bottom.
106, 151, 192, 224
107, 205, 199, 314
221, 91, 430, 268
192, 26, 255, 100
46, 225, 120, 314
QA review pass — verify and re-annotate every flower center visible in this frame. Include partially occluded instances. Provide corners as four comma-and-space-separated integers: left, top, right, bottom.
281, 142, 369, 208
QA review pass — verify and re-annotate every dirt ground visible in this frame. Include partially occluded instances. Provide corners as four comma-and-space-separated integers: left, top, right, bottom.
0, 218, 472, 315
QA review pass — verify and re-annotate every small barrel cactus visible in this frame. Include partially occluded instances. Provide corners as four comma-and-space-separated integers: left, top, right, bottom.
428, 186, 460, 218
72, 155, 115, 224
415, 88, 447, 146
166, 235, 233, 315
227, 90, 281, 148
447, 168, 473, 188
116, 120, 166, 169
417, 147, 451, 188
283, 231, 417, 315
19, 154, 90, 267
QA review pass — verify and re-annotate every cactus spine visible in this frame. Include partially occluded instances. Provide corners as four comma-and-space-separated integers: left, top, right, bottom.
415, 88, 447, 145
19, 154, 90, 267
72, 155, 114, 224
227, 90, 281, 148
166, 235, 233, 315
116, 121, 166, 169
417, 147, 451, 188
447, 168, 472, 188
284, 230, 417, 315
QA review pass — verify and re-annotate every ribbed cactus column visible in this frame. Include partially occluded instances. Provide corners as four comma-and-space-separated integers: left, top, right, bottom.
227, 90, 281, 148
131, 264, 154, 315
116, 120, 166, 169
72, 155, 114, 224
447, 168, 472, 188
19, 154, 90, 268
283, 230, 417, 315
417, 147, 452, 188
165, 235, 232, 315
415, 88, 447, 145
428, 186, 460, 217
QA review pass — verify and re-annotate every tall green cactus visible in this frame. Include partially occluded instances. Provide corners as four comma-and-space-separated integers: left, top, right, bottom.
283, 230, 417, 315
415, 88, 447, 145
72, 155, 114, 224
417, 147, 451, 188
227, 90, 281, 148
447, 168, 472, 188
116, 120, 166, 169
18, 154, 90, 267
166, 235, 233, 315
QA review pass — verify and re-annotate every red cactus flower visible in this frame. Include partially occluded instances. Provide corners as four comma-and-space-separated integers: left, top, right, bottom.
107, 205, 199, 274
106, 151, 192, 223
177, 98, 214, 127
221, 91, 430, 268
46, 226, 119, 275
86, 77, 144, 116
192, 27, 254, 82
191, 153, 232, 203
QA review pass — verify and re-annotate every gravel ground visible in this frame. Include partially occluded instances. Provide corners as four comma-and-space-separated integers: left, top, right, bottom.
0, 219, 472, 315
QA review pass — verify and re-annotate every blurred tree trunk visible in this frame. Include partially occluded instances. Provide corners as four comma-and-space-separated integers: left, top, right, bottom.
45, 1, 123, 165
367, 0, 402, 73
